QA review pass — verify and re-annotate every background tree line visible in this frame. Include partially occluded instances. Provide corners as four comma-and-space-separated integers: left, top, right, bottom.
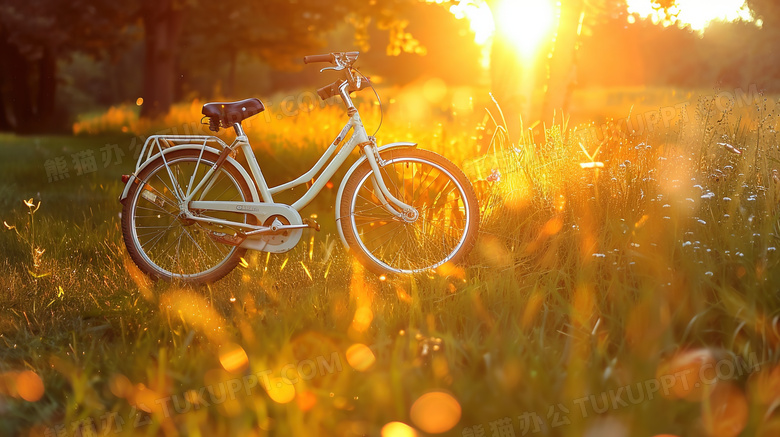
0, 0, 778, 134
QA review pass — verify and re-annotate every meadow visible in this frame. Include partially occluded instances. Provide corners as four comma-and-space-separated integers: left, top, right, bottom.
1, 85, 780, 437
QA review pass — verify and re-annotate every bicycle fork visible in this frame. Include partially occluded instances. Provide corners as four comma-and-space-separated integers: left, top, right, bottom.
361, 142, 419, 222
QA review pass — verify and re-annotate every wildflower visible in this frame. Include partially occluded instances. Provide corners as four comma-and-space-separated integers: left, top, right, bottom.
719, 142, 742, 155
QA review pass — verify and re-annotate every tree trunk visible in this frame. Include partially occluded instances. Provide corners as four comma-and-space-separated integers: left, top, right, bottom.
140, 0, 184, 119
489, 34, 526, 146
37, 46, 57, 123
0, 41, 11, 131
226, 50, 237, 98
540, 0, 585, 124
0, 87, 10, 132
6, 43, 34, 132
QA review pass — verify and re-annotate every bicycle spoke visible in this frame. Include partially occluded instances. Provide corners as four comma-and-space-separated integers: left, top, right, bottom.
138, 217, 178, 248
129, 155, 247, 280
349, 154, 472, 273
154, 174, 181, 204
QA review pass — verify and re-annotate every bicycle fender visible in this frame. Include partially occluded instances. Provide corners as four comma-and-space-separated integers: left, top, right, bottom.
118, 145, 260, 203
334, 141, 417, 248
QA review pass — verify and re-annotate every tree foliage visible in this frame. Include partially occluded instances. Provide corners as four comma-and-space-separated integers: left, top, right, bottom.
0, 0, 132, 132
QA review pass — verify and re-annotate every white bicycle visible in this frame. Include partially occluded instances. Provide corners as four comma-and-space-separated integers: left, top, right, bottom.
119, 51, 479, 283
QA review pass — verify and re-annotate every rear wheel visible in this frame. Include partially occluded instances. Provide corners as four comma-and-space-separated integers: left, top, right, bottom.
339, 149, 479, 275
121, 149, 255, 283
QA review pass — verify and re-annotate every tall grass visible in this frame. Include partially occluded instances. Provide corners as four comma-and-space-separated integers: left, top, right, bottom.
1, 88, 779, 436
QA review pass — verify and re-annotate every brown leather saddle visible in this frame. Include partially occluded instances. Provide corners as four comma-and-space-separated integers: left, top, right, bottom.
202, 98, 264, 131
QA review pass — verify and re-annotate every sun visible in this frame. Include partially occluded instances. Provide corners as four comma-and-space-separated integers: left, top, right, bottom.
494, 0, 557, 57
447, 0, 558, 59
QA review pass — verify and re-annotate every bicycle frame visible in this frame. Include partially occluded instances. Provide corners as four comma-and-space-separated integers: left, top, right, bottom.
120, 105, 418, 235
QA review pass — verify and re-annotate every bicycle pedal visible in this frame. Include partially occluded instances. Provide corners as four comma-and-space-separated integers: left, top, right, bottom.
208, 231, 246, 246
302, 218, 321, 231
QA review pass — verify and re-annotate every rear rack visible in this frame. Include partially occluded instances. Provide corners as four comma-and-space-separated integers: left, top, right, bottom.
134, 135, 230, 172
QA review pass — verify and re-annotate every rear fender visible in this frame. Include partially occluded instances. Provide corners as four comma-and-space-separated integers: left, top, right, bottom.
118, 145, 259, 203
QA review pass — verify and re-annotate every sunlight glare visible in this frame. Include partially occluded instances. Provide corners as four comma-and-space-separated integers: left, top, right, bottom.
495, 0, 556, 56
448, 0, 494, 45
446, 0, 556, 62
626, 0, 754, 32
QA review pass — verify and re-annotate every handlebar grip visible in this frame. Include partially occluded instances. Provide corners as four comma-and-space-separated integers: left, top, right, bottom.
304, 53, 334, 64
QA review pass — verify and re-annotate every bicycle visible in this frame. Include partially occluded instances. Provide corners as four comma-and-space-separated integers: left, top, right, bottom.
119, 51, 480, 283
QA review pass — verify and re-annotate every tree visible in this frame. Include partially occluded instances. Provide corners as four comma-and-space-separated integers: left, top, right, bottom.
0, 0, 130, 132
180, 0, 354, 97
138, 0, 379, 118
541, 0, 585, 123
139, 0, 184, 118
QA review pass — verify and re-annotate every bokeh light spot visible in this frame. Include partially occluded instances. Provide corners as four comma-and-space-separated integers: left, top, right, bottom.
351, 306, 374, 332
266, 377, 296, 404
409, 391, 461, 434
346, 343, 376, 371
703, 383, 748, 437
109, 374, 132, 398
656, 348, 717, 401
16, 371, 44, 402
219, 343, 249, 373
381, 421, 418, 437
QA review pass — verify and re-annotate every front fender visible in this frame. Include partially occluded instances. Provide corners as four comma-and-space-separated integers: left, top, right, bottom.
334, 141, 417, 248
118, 145, 260, 203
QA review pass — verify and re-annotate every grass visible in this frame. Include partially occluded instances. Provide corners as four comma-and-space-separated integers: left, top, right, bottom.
1, 87, 780, 437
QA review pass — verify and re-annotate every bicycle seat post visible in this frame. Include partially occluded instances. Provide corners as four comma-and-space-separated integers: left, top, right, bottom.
233, 123, 246, 139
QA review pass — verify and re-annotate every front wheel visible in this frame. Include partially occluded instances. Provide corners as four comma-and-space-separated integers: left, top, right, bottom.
340, 149, 480, 275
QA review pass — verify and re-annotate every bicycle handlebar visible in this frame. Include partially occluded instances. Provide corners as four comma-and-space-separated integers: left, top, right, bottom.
316, 77, 372, 101
305, 51, 368, 102
317, 80, 342, 100
303, 53, 334, 64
